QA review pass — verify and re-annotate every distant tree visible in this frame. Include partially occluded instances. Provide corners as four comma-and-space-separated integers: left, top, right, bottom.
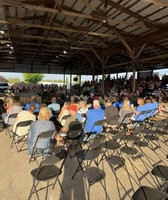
23, 73, 44, 84
0, 75, 8, 82
8, 78, 20, 84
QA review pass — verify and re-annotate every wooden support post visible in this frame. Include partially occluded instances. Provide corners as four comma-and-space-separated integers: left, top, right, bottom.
126, 71, 128, 79
70, 71, 72, 92
84, 53, 95, 87
102, 64, 105, 96
132, 61, 136, 93
63, 67, 65, 85
151, 69, 153, 78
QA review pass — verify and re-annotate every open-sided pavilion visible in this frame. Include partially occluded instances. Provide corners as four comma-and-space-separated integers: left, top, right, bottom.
0, 0, 168, 92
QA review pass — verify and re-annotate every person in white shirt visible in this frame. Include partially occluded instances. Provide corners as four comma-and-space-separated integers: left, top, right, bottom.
13, 104, 36, 136
77, 100, 88, 123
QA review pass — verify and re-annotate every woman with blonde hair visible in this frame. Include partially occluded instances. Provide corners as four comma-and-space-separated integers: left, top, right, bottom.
27, 107, 55, 155
2, 96, 22, 125
118, 97, 134, 124
6, 97, 13, 113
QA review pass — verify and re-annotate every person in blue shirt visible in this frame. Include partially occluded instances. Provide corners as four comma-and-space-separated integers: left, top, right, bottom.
144, 97, 154, 118
48, 97, 60, 112
151, 96, 158, 116
133, 97, 146, 122
112, 96, 120, 110
25, 95, 40, 113
84, 100, 104, 140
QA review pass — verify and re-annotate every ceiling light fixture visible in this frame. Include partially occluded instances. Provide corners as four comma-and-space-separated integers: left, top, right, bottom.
10, 46, 13, 49
63, 50, 67, 54
9, 51, 12, 54
6, 44, 10, 47
0, 30, 5, 34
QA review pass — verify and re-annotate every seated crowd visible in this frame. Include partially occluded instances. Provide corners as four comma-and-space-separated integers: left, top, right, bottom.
1, 87, 167, 158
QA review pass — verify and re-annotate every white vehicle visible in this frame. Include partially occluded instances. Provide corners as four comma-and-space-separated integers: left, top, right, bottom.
0, 82, 9, 93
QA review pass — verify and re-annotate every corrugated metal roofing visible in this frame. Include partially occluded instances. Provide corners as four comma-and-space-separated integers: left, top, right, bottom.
0, 0, 167, 74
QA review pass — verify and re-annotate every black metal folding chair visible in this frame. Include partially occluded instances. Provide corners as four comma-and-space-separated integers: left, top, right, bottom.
29, 129, 56, 164
60, 114, 71, 124
71, 135, 105, 179
85, 119, 105, 140
104, 114, 120, 136
64, 120, 83, 157
10, 120, 33, 152
28, 150, 68, 200
5, 113, 18, 136
118, 112, 134, 131
152, 165, 168, 192
132, 186, 167, 200
141, 119, 163, 151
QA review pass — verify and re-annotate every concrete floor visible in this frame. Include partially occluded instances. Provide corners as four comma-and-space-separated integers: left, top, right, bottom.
0, 127, 168, 200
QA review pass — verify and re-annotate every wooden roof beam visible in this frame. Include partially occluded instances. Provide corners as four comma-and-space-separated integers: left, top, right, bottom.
0, 19, 115, 39
103, 0, 160, 29
143, 0, 168, 7
89, 45, 103, 64
112, 28, 135, 59
135, 43, 146, 59
106, 53, 168, 68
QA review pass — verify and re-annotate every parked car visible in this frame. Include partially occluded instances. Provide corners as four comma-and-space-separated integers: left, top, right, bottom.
0, 82, 9, 93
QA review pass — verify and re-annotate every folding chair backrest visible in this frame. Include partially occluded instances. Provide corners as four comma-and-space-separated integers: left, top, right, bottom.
135, 110, 146, 122
89, 119, 105, 134
93, 119, 105, 126
41, 150, 68, 166
107, 115, 120, 125
151, 107, 158, 116
14, 120, 33, 133
7, 113, 19, 125
66, 120, 82, 139
89, 135, 105, 150
145, 109, 153, 118
37, 129, 55, 139
33, 129, 55, 150
34, 150, 68, 179
61, 115, 71, 122
120, 112, 133, 124
9, 113, 18, 119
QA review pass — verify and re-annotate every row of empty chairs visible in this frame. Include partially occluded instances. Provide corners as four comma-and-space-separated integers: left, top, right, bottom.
2, 107, 168, 199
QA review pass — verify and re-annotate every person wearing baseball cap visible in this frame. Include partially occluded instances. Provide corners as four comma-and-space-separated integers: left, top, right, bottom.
56, 104, 82, 143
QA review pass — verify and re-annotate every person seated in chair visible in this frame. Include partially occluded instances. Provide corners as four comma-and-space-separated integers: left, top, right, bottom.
25, 95, 40, 113
27, 107, 55, 155
48, 97, 60, 113
118, 96, 134, 124
13, 104, 36, 137
77, 100, 88, 123
84, 100, 104, 140
2, 96, 22, 125
56, 105, 82, 144
104, 97, 119, 128
133, 97, 146, 122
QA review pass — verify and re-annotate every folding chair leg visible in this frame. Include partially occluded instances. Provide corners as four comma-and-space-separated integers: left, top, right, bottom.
28, 180, 40, 200
71, 159, 83, 179
45, 180, 49, 200
52, 177, 59, 189
58, 178, 67, 200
